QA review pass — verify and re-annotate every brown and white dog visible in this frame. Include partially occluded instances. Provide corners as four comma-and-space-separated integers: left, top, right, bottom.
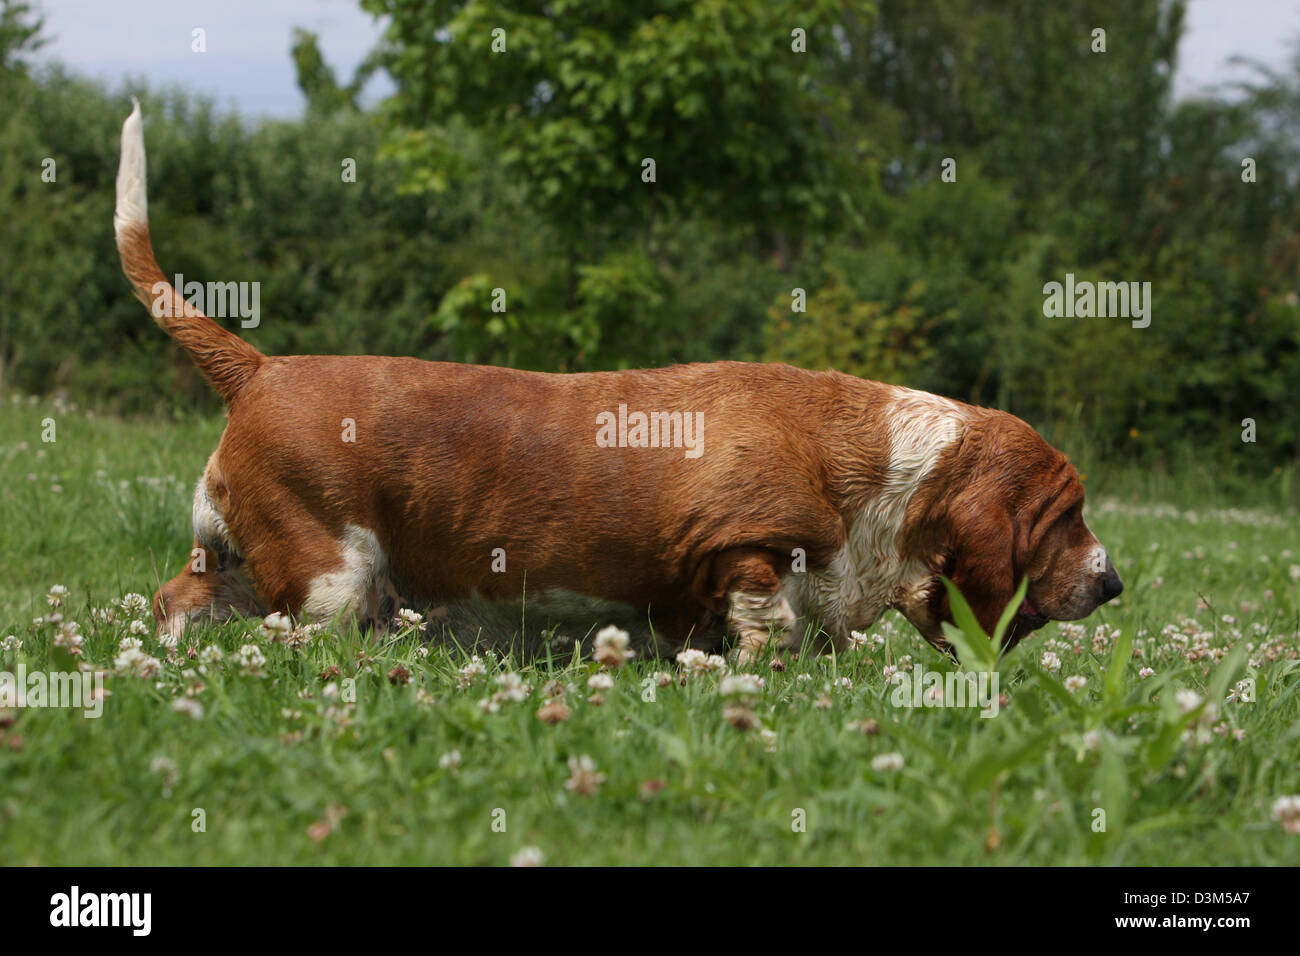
115, 102, 1122, 660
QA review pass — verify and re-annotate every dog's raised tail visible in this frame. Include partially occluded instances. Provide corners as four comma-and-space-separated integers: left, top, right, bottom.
114, 98, 262, 405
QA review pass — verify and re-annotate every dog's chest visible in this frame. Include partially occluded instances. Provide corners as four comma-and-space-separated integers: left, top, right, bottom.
782, 393, 965, 638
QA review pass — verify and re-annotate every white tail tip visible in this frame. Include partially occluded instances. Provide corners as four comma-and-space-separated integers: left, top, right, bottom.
114, 97, 147, 238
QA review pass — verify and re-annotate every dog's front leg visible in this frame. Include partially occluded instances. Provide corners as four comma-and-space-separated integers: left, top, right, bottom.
695, 547, 796, 667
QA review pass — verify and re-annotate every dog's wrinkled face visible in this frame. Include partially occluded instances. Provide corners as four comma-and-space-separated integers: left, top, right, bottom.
1021, 496, 1122, 628
898, 418, 1122, 651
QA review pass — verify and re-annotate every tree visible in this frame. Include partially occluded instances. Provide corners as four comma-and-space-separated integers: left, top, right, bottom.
0, 0, 44, 75
361, 0, 862, 249
291, 28, 384, 115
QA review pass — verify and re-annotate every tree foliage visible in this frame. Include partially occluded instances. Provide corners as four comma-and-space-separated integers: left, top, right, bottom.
1, 0, 1298, 470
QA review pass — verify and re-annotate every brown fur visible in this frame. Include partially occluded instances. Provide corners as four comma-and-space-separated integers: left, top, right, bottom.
116, 222, 263, 404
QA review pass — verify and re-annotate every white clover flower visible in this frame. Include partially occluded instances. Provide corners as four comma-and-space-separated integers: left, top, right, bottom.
1226, 678, 1255, 704
283, 623, 317, 650
1271, 795, 1300, 834
593, 625, 634, 667
675, 648, 707, 670
1138, 666, 1155, 679
586, 672, 614, 691
116, 592, 150, 617
439, 750, 462, 771
260, 612, 293, 640
701, 654, 728, 674
114, 646, 162, 679
1175, 689, 1203, 713
675, 648, 729, 675
1064, 676, 1088, 693
52, 622, 83, 654
128, 618, 149, 636
2, 635, 21, 653
511, 846, 545, 867
564, 755, 605, 795
395, 607, 426, 631
236, 644, 267, 675
149, 756, 178, 793
46, 584, 69, 607
457, 656, 487, 687
118, 636, 143, 652
198, 645, 223, 666
1040, 651, 1062, 673
172, 698, 204, 720
494, 672, 531, 702
1058, 622, 1086, 642
723, 702, 759, 729
719, 673, 765, 697
871, 752, 904, 772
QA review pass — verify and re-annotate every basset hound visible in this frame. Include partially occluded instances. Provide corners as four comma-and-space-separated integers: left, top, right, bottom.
115, 103, 1121, 660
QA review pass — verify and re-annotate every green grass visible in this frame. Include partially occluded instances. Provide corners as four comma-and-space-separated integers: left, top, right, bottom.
1, 396, 1299, 865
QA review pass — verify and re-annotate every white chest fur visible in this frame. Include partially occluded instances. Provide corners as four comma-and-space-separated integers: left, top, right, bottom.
781, 390, 966, 646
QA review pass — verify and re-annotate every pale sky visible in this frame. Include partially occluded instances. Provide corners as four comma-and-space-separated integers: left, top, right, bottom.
27, 0, 1300, 118
32, 0, 391, 116
1174, 0, 1300, 97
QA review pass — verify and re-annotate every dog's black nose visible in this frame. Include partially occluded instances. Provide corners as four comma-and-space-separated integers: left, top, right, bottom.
1100, 564, 1123, 603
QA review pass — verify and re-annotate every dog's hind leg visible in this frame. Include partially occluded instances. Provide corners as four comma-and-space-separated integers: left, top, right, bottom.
245, 522, 389, 634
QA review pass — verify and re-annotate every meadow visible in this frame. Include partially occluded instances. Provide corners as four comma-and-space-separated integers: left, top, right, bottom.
1, 395, 1298, 865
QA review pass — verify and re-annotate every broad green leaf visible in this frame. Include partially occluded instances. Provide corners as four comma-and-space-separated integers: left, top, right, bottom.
964, 730, 1052, 794
940, 577, 998, 671
941, 576, 988, 642
1104, 626, 1133, 704
1032, 671, 1088, 718
941, 621, 995, 673
1208, 640, 1250, 706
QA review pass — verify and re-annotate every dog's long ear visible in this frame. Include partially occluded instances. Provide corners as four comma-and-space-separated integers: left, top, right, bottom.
1015, 462, 1083, 566
943, 490, 1017, 637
